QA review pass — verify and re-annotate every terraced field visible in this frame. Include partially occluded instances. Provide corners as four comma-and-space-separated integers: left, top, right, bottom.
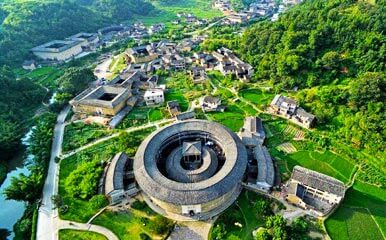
326, 181, 386, 240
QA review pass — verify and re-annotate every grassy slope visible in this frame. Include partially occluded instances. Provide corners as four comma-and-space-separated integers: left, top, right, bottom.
62, 123, 114, 153
59, 229, 107, 240
93, 209, 166, 240
137, 0, 223, 25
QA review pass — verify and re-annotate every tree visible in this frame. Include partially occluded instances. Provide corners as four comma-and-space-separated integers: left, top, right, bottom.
57, 67, 96, 96
4, 172, 43, 203
265, 215, 288, 240
51, 195, 63, 209
64, 160, 103, 199
349, 72, 386, 108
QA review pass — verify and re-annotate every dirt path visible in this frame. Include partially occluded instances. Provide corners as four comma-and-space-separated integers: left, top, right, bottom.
58, 220, 119, 240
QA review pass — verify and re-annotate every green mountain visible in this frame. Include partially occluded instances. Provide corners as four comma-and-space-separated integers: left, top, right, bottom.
240, 0, 385, 176
0, 0, 154, 65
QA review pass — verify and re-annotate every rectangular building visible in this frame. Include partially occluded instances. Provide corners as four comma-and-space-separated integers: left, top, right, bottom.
31, 40, 83, 61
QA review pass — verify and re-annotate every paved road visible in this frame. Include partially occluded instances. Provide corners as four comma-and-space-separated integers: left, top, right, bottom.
36, 106, 70, 240
58, 220, 119, 240
94, 58, 113, 80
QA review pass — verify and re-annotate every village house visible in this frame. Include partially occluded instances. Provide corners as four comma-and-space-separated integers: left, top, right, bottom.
98, 25, 127, 43
226, 13, 248, 24
162, 54, 186, 71
185, 14, 198, 24
213, 47, 254, 81
144, 88, 165, 106
177, 39, 196, 52
22, 60, 37, 71
270, 94, 297, 117
125, 45, 158, 64
31, 40, 84, 61
176, 111, 196, 121
194, 53, 217, 69
149, 23, 165, 34
269, 94, 316, 128
240, 117, 274, 192
157, 41, 178, 55
213, 0, 231, 11
285, 166, 345, 216
201, 96, 223, 112
167, 101, 182, 117
189, 66, 208, 84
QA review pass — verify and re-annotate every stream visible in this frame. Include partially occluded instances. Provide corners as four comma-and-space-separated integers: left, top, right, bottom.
0, 128, 34, 239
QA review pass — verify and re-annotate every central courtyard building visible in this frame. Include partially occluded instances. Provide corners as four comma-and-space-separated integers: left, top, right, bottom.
134, 120, 248, 221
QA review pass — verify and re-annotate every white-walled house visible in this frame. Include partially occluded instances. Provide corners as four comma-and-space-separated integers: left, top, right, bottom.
144, 88, 165, 106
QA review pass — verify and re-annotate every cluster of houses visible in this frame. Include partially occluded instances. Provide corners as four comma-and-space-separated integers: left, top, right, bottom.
174, 12, 208, 26
213, 0, 277, 25
269, 94, 316, 129
213, 0, 303, 25
192, 47, 254, 82
26, 22, 166, 68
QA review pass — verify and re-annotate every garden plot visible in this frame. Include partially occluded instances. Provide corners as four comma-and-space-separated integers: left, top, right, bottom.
283, 125, 305, 140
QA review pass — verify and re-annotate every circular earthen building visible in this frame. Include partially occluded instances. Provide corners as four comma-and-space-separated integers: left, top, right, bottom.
134, 120, 248, 221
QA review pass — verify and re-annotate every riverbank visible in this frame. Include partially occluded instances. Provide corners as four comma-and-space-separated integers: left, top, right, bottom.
0, 146, 29, 239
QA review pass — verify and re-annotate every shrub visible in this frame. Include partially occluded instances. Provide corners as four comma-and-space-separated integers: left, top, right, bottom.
148, 215, 174, 235
139, 232, 151, 240
90, 195, 109, 209
131, 200, 147, 210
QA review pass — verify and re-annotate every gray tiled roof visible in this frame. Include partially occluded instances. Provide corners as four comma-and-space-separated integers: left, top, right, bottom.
105, 152, 129, 195
291, 166, 345, 197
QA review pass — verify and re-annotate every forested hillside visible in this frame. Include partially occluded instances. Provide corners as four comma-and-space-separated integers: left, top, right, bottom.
239, 0, 386, 176
0, 66, 46, 158
0, 0, 154, 65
